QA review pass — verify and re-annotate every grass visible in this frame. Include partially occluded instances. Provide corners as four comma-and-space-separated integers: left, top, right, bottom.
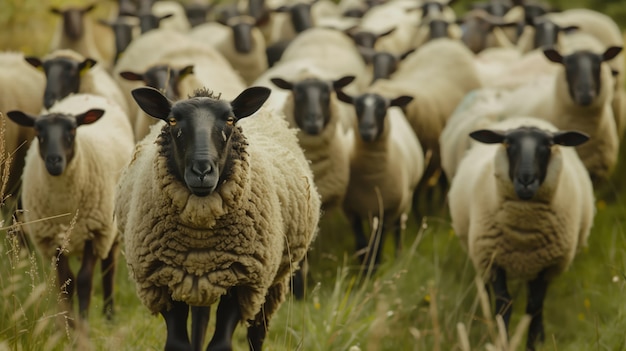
2, 2, 626, 351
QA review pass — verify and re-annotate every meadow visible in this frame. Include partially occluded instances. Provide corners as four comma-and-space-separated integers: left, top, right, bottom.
1, 0, 626, 350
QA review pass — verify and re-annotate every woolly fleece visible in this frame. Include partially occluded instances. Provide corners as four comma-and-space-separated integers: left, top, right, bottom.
116, 105, 320, 323
448, 116, 594, 281
20, 94, 134, 259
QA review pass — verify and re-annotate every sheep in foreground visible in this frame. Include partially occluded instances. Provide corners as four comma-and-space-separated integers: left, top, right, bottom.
0, 52, 44, 212
115, 86, 320, 350
448, 116, 594, 351
6, 93, 134, 325
26, 49, 129, 115
336, 90, 424, 268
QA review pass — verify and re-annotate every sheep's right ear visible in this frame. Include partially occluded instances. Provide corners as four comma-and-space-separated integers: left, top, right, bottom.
561, 25, 579, 34
24, 56, 43, 70
390, 95, 413, 108
552, 130, 589, 147
132, 87, 173, 121
335, 90, 354, 105
120, 71, 145, 81
333, 76, 356, 90
6, 111, 36, 128
270, 78, 293, 90
50, 7, 63, 15
543, 48, 563, 63
76, 109, 105, 126
378, 27, 396, 38
231, 86, 271, 120
469, 129, 506, 144
602, 46, 623, 62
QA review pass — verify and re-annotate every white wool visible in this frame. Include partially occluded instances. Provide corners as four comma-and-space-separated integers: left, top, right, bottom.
448, 116, 594, 281
20, 94, 134, 259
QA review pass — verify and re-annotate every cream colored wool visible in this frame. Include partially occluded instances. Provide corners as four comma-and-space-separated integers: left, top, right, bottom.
189, 21, 268, 86
281, 85, 352, 209
0, 52, 44, 204
116, 107, 320, 323
20, 94, 134, 259
344, 106, 424, 227
499, 36, 619, 183
44, 49, 130, 116
448, 116, 594, 281
152, 1, 192, 32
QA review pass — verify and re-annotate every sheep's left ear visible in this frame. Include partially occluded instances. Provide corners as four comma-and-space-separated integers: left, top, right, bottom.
333, 76, 356, 90
390, 95, 413, 108
602, 46, 623, 62
79, 58, 97, 76
178, 65, 195, 80
6, 111, 36, 128
132, 87, 173, 121
469, 129, 506, 144
231, 86, 271, 120
76, 109, 105, 126
552, 130, 589, 147
543, 47, 563, 64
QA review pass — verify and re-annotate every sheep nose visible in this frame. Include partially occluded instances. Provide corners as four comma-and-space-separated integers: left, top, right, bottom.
518, 174, 536, 186
46, 155, 62, 165
191, 160, 213, 181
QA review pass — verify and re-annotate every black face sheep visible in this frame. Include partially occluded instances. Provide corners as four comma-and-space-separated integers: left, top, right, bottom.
336, 91, 424, 268
115, 86, 320, 350
448, 116, 594, 351
6, 93, 134, 326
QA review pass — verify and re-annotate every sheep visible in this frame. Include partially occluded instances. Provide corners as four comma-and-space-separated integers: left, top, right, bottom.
457, 8, 521, 54
6, 93, 134, 325
115, 86, 320, 350
25, 49, 130, 116
499, 41, 622, 184
336, 90, 424, 268
357, 0, 420, 55
0, 52, 45, 214
118, 41, 246, 141
448, 116, 594, 351
49, 4, 115, 71
359, 47, 416, 84
188, 15, 268, 85
97, 16, 140, 65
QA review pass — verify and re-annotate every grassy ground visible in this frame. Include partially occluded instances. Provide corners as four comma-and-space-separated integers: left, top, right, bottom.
2, 2, 626, 351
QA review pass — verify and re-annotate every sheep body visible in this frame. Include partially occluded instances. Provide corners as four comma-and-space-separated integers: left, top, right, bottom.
0, 52, 44, 202
115, 103, 320, 323
20, 94, 134, 259
448, 116, 594, 281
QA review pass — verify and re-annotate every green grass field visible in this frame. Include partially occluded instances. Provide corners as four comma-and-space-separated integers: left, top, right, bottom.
1, 0, 626, 350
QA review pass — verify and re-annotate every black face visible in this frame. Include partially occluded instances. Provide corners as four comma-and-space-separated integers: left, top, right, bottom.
524, 4, 549, 26
533, 19, 558, 49
62, 8, 85, 40
351, 31, 378, 49
167, 99, 237, 196
248, 0, 266, 20
112, 22, 134, 60
34, 114, 79, 176
460, 17, 491, 54
428, 19, 450, 41
139, 13, 159, 33
120, 64, 194, 102
34, 56, 94, 110
185, 4, 210, 27
231, 21, 254, 53
290, 79, 332, 135
485, 1, 511, 17
421, 2, 444, 18
371, 52, 398, 82
290, 3, 314, 33
353, 94, 388, 142
562, 52, 603, 107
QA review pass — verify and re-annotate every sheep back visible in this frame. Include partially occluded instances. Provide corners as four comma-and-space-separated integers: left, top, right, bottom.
116, 108, 320, 322
20, 94, 134, 259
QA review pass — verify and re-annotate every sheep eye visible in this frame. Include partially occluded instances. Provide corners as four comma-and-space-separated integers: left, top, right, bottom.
168, 117, 177, 126
226, 116, 235, 125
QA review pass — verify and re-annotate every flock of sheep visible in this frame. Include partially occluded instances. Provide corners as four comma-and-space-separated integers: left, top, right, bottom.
0, 0, 624, 349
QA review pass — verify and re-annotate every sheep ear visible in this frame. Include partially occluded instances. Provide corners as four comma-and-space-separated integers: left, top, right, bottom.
178, 65, 195, 80
552, 131, 589, 147
50, 7, 63, 15
611, 69, 619, 77
79, 58, 97, 76
132, 87, 173, 121
543, 48, 563, 63
335, 90, 354, 105
120, 71, 145, 81
231, 86, 271, 119
390, 95, 413, 108
399, 48, 416, 60
602, 46, 623, 62
270, 78, 293, 90
6, 111, 36, 128
76, 109, 105, 126
24, 56, 43, 70
159, 13, 175, 22
82, 4, 97, 14
333, 76, 356, 90
469, 129, 506, 144
561, 25, 579, 34
377, 27, 396, 38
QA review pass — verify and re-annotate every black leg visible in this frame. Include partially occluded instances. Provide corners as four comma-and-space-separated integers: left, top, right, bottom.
492, 266, 512, 332
291, 260, 306, 300
77, 240, 98, 321
247, 320, 267, 351
191, 306, 210, 351
161, 300, 191, 351
207, 290, 241, 351
349, 215, 368, 263
526, 271, 549, 351
101, 241, 118, 320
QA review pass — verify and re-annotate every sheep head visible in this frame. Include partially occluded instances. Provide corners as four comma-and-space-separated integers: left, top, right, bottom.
131, 86, 270, 196
469, 126, 588, 200
50, 4, 96, 41
543, 46, 623, 107
271, 75, 355, 135
530, 17, 578, 50
6, 109, 104, 176
336, 92, 412, 142
25, 54, 97, 110
120, 64, 195, 102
